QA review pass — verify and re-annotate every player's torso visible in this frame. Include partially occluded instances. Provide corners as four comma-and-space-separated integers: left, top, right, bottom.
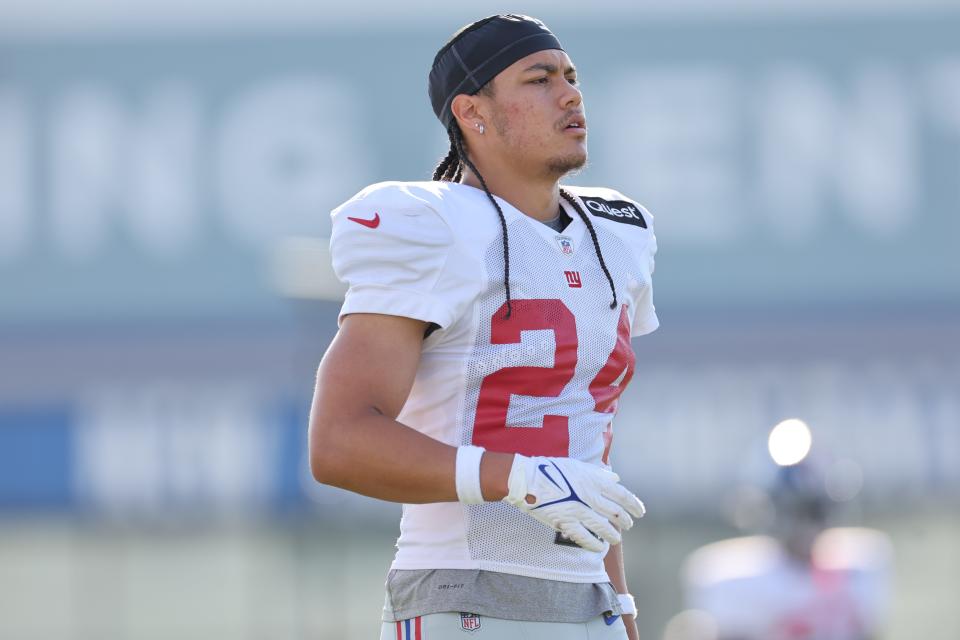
391, 182, 655, 581
398, 182, 653, 464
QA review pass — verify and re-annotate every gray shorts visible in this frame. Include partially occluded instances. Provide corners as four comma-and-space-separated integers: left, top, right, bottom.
380, 611, 628, 640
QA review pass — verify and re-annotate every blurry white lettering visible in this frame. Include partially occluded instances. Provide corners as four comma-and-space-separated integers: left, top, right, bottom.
926, 59, 960, 132
73, 384, 278, 514
51, 87, 129, 259
840, 68, 916, 236
926, 59, 960, 202
50, 84, 200, 260
4, 61, 952, 259
126, 84, 200, 256
216, 75, 362, 244
601, 64, 923, 245
600, 67, 741, 244
757, 68, 837, 240
757, 65, 916, 240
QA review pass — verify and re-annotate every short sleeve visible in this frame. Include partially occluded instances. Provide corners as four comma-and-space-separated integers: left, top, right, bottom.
330, 184, 458, 328
628, 200, 659, 338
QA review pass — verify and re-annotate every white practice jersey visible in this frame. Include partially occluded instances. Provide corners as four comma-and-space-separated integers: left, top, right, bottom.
330, 180, 658, 583
683, 529, 893, 640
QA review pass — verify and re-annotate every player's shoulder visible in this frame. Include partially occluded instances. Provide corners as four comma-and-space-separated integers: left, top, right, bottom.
330, 181, 459, 250
812, 527, 893, 574
332, 180, 455, 218
684, 535, 783, 587
562, 185, 654, 231
329, 182, 459, 290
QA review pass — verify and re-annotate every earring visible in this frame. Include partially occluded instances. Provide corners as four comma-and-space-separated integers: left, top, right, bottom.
476, 123, 485, 134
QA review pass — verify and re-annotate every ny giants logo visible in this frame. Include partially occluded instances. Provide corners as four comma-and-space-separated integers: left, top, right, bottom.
564, 271, 582, 288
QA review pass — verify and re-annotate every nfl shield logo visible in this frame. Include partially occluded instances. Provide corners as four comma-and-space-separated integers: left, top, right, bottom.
460, 612, 481, 631
557, 235, 574, 255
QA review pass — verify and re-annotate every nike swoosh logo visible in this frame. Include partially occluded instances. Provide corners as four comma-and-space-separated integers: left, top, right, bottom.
537, 464, 564, 491
347, 212, 380, 228
532, 462, 589, 511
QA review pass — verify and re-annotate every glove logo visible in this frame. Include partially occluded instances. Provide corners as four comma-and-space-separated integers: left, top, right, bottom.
536, 464, 563, 491
533, 462, 588, 509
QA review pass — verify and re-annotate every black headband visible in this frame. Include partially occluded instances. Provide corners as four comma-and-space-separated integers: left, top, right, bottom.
428, 14, 565, 130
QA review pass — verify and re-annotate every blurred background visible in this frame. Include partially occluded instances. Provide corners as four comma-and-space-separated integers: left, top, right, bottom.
1, 0, 958, 638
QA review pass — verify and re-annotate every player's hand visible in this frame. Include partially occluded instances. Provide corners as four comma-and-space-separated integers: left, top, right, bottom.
502, 455, 645, 552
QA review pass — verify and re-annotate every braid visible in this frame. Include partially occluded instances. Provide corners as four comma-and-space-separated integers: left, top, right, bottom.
432, 146, 457, 181
433, 127, 461, 181
560, 188, 618, 310
450, 125, 513, 318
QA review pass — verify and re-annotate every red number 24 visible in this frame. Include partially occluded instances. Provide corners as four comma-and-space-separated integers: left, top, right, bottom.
472, 300, 634, 459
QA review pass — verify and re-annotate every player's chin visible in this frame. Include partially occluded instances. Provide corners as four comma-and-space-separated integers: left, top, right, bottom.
546, 150, 588, 178
564, 136, 588, 161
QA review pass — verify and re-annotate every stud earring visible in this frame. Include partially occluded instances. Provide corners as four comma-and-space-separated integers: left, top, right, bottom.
477, 123, 485, 134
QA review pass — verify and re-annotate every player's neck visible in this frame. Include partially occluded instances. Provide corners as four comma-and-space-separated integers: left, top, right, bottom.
460, 166, 560, 223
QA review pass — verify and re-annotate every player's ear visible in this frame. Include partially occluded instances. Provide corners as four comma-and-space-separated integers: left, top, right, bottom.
451, 94, 485, 137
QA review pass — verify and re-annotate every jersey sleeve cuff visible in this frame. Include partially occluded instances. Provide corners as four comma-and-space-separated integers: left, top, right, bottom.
631, 310, 659, 337
339, 285, 456, 328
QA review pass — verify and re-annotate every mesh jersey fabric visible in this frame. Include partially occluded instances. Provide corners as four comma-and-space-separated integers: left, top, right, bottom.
330, 180, 658, 583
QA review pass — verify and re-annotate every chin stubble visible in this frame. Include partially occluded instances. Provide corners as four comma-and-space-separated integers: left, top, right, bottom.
546, 152, 588, 179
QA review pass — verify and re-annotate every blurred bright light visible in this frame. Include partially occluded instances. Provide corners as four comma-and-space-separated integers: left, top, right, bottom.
768, 418, 812, 466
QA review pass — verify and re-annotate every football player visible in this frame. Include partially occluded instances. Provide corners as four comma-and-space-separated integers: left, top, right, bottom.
678, 436, 893, 640
309, 15, 658, 640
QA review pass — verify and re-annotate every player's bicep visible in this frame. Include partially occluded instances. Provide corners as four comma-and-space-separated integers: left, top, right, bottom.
311, 312, 427, 427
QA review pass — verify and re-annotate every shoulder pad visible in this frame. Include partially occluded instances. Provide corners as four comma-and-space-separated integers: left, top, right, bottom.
333, 180, 447, 218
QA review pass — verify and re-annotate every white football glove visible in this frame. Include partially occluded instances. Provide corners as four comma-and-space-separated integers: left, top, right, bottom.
503, 455, 646, 553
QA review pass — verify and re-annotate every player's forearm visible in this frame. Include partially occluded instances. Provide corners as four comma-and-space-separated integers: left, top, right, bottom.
309, 408, 452, 502
309, 410, 513, 503
604, 538, 640, 639
604, 530, 629, 593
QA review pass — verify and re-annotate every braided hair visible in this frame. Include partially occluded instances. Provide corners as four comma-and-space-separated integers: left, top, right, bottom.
432, 124, 618, 316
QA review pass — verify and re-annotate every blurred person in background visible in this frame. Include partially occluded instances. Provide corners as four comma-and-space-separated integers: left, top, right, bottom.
308, 13, 657, 640
670, 421, 893, 640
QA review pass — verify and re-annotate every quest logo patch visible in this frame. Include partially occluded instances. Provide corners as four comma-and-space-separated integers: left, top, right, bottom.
579, 197, 647, 228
